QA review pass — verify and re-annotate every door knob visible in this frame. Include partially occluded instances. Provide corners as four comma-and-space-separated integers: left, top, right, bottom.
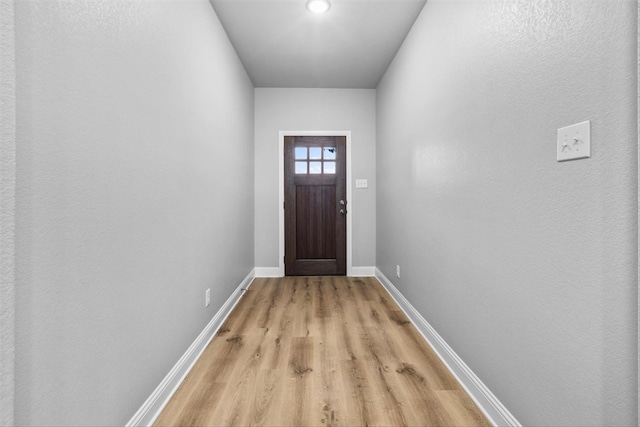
339, 200, 345, 206
340, 209, 347, 215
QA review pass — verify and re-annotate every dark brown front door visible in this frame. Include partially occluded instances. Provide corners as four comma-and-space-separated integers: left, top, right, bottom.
284, 136, 346, 276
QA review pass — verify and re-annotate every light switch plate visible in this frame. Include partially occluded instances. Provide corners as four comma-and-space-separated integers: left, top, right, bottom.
355, 179, 368, 189
557, 121, 590, 162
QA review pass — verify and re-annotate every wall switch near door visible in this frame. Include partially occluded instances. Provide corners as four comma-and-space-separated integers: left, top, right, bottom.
205, 288, 210, 307
355, 179, 368, 189
396, 265, 400, 279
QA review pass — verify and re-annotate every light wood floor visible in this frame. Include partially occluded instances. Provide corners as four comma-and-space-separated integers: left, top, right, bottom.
154, 276, 491, 427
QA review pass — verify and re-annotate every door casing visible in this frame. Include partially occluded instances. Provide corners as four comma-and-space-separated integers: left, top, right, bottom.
278, 131, 352, 277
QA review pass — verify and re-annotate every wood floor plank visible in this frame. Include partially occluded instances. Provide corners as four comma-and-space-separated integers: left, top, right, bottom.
153, 276, 491, 427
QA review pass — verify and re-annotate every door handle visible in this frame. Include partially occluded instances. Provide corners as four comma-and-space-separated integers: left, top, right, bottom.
340, 209, 347, 215
339, 200, 346, 206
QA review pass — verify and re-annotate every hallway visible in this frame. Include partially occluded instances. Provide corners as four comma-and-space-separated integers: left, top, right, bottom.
1, 0, 637, 426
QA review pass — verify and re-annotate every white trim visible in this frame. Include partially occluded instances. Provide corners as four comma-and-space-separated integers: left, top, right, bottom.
254, 267, 283, 278
374, 268, 521, 427
349, 266, 376, 277
0, 0, 16, 424
278, 131, 352, 276
126, 269, 256, 427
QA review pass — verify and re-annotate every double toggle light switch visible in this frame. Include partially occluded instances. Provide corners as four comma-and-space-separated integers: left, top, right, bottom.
557, 121, 591, 162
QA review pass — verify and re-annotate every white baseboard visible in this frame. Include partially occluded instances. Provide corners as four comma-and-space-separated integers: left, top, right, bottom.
255, 266, 375, 277
126, 269, 256, 427
254, 267, 283, 278
374, 268, 521, 427
349, 266, 376, 277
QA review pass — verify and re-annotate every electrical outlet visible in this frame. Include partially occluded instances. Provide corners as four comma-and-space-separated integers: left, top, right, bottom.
396, 265, 400, 279
205, 288, 210, 307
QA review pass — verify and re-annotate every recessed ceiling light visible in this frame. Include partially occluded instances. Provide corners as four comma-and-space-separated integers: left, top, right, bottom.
306, 0, 331, 14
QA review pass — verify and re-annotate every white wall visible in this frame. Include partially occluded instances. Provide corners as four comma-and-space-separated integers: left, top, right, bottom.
377, 1, 637, 426
0, 0, 16, 424
13, 0, 254, 425
254, 88, 376, 270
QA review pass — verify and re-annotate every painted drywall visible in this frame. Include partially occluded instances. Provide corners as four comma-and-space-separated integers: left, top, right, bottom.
14, 0, 254, 425
377, 0, 637, 425
0, 0, 16, 424
254, 88, 376, 270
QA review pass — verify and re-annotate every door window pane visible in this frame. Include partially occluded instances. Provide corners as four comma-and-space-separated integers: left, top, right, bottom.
295, 147, 307, 160
309, 147, 322, 160
323, 147, 336, 160
324, 162, 336, 174
309, 162, 322, 174
295, 162, 307, 174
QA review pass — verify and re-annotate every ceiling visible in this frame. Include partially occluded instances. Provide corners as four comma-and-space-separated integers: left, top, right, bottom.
209, 0, 427, 88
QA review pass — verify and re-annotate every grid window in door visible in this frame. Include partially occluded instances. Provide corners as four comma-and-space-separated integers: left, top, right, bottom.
295, 146, 336, 175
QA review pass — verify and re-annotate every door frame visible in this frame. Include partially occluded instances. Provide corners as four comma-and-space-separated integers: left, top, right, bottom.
279, 131, 352, 277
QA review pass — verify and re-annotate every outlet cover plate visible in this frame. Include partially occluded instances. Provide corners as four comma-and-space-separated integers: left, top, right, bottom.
557, 121, 590, 162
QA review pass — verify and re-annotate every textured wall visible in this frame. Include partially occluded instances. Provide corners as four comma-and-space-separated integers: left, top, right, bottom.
254, 88, 376, 269
0, 0, 16, 424
377, 0, 637, 425
14, 0, 254, 425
